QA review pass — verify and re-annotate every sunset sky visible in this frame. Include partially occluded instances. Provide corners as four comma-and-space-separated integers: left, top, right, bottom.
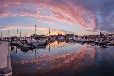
0, 0, 114, 37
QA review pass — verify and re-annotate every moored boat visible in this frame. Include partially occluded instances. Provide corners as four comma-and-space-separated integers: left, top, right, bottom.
17, 40, 35, 49
30, 36, 48, 46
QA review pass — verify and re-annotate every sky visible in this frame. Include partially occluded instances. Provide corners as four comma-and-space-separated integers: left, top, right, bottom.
0, 0, 114, 37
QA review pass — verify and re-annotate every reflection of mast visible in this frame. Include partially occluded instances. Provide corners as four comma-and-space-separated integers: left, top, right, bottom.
58, 41, 59, 44
35, 49, 36, 58
14, 47, 17, 53
49, 44, 50, 51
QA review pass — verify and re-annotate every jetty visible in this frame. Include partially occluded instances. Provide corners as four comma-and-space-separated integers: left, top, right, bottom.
0, 42, 12, 76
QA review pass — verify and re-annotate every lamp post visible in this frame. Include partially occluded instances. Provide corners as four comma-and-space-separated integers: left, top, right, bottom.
1, 32, 2, 38
20, 31, 21, 38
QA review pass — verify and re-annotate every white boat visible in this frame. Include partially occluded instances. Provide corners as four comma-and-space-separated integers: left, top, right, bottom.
30, 36, 48, 46
57, 36, 65, 41
17, 40, 32, 48
48, 36, 55, 42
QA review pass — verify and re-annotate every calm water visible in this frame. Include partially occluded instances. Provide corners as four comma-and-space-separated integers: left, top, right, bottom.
10, 41, 114, 76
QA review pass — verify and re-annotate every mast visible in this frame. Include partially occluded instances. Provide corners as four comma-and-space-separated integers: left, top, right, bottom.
20, 31, 21, 38
25, 33, 26, 39
16, 29, 18, 37
49, 28, 50, 36
1, 32, 2, 38
8, 30, 9, 37
35, 25, 36, 36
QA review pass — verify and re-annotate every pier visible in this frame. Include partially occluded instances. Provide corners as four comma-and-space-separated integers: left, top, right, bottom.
0, 42, 12, 76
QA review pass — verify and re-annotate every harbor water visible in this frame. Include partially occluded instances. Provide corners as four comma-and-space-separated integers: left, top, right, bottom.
10, 41, 114, 76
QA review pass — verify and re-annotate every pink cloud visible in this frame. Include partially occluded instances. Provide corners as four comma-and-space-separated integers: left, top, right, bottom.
0, 0, 97, 31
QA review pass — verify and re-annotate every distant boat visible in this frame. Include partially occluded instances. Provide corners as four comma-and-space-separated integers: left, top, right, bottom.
66, 36, 74, 41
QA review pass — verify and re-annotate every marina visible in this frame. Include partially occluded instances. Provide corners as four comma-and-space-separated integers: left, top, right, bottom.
1, 30, 114, 76
1, 33, 114, 76
0, 0, 114, 76
10, 40, 114, 76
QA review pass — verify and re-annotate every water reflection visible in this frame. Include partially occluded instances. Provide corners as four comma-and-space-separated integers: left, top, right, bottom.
10, 41, 114, 76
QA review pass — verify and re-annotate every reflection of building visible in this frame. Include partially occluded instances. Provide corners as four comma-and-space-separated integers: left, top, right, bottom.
0, 42, 12, 76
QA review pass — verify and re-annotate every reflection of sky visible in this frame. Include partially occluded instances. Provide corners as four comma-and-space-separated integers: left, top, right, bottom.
10, 42, 96, 75
10, 42, 114, 76
11, 42, 87, 60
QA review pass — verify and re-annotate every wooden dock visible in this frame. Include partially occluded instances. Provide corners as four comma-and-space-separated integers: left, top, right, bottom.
0, 42, 12, 76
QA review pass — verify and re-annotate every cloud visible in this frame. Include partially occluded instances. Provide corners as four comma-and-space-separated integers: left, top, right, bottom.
95, 1, 114, 33
0, 0, 114, 33
0, 26, 48, 31
0, 0, 96, 30
78, 0, 114, 33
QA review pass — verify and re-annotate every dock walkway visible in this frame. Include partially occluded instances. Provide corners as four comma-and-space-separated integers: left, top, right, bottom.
0, 42, 12, 76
